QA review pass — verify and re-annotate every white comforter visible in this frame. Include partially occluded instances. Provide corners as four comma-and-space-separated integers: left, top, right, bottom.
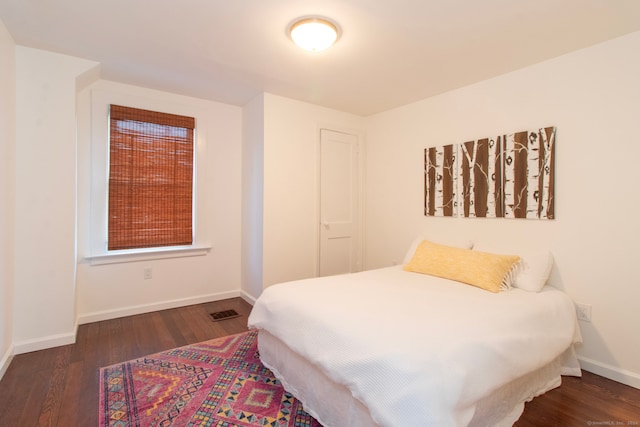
248, 266, 581, 427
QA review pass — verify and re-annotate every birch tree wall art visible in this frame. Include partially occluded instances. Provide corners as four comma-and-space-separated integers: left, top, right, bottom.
502, 126, 555, 219
424, 144, 457, 217
423, 126, 555, 219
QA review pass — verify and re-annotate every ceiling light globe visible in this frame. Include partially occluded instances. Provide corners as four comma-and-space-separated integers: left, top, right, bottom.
290, 18, 339, 52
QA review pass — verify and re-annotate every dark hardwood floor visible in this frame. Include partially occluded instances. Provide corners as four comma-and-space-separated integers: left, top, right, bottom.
0, 297, 638, 426
515, 370, 640, 426
0, 298, 253, 427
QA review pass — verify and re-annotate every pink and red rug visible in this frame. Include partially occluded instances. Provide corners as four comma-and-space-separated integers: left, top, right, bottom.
99, 330, 321, 427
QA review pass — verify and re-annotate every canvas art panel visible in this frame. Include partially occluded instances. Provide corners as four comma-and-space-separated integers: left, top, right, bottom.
502, 127, 555, 219
459, 137, 504, 218
424, 144, 457, 217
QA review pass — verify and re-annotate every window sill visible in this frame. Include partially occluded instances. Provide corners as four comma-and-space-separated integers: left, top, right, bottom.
86, 245, 211, 265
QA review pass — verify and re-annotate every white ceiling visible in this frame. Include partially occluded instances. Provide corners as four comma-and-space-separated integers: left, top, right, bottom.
2, 0, 640, 116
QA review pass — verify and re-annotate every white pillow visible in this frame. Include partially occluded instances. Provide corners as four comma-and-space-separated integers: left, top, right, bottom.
516, 251, 554, 292
473, 243, 554, 292
403, 235, 473, 265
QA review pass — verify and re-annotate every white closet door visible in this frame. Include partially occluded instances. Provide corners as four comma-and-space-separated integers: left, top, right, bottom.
319, 129, 360, 277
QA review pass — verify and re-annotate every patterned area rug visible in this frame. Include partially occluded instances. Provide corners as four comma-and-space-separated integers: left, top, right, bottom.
99, 330, 321, 427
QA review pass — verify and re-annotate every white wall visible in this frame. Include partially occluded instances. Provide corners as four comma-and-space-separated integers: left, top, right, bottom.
261, 93, 364, 288
75, 80, 243, 323
364, 31, 640, 388
11, 49, 243, 351
0, 19, 16, 378
13, 47, 97, 352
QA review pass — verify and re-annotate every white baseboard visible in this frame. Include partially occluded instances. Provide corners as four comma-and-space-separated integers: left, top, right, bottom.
0, 343, 14, 381
240, 290, 257, 306
13, 331, 77, 355
8, 291, 247, 357
578, 356, 640, 389
76, 290, 242, 325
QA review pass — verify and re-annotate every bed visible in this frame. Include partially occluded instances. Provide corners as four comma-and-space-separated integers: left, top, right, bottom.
247, 240, 582, 427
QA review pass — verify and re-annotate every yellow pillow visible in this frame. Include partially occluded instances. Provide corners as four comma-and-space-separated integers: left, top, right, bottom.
403, 240, 520, 293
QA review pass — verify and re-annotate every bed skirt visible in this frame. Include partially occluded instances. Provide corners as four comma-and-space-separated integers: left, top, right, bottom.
257, 330, 581, 427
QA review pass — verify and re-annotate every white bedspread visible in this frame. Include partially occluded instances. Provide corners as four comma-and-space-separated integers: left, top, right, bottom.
248, 266, 581, 427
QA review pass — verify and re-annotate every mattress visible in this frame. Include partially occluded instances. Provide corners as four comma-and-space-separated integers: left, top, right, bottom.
248, 266, 582, 427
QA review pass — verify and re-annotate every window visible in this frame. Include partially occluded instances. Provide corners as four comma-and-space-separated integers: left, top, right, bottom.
85, 85, 211, 265
108, 105, 195, 251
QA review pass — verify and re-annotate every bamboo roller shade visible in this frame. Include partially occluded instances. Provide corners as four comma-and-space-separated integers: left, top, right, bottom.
108, 105, 195, 251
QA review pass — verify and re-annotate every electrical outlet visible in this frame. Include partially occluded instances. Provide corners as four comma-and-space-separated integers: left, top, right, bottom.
576, 303, 592, 322
143, 267, 152, 280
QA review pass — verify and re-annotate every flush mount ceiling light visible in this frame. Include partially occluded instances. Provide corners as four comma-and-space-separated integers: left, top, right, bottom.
289, 17, 340, 52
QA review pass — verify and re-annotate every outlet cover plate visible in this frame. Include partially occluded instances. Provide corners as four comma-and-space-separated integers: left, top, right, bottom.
576, 303, 592, 322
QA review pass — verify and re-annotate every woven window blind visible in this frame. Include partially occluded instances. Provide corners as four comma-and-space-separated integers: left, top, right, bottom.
108, 104, 195, 251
